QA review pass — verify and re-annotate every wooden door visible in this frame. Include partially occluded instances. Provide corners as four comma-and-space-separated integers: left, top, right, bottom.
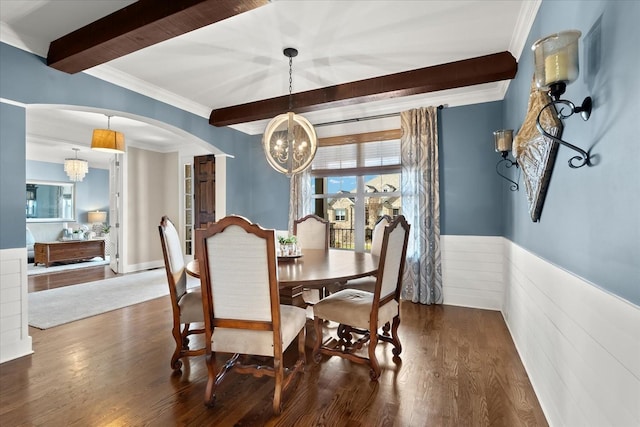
194, 154, 216, 229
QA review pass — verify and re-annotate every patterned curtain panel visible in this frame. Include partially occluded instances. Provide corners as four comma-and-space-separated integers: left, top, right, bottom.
288, 170, 312, 234
400, 107, 443, 304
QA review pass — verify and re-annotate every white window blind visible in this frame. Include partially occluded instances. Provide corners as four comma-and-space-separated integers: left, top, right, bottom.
312, 139, 400, 176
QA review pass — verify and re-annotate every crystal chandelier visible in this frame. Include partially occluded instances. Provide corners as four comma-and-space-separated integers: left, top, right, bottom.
262, 48, 317, 176
64, 148, 89, 182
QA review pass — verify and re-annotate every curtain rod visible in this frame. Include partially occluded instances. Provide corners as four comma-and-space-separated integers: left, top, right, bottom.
314, 104, 445, 128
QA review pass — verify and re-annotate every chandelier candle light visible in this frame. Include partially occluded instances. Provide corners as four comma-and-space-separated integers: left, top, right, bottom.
64, 148, 89, 182
262, 48, 318, 176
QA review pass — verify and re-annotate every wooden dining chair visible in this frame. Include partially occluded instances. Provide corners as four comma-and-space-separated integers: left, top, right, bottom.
341, 215, 393, 292
293, 213, 330, 250
196, 215, 306, 414
312, 215, 410, 380
158, 216, 205, 371
293, 214, 330, 305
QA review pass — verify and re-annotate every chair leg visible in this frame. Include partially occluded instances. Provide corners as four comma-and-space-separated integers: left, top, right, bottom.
170, 323, 184, 370
204, 352, 218, 407
298, 328, 306, 365
181, 322, 191, 349
382, 321, 391, 336
368, 330, 381, 381
204, 352, 240, 408
272, 353, 284, 414
390, 315, 402, 356
312, 316, 324, 363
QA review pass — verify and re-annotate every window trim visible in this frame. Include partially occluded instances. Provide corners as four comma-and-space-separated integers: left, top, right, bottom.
311, 164, 400, 178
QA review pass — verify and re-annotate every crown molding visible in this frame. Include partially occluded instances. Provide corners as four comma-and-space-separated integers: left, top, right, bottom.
84, 65, 211, 119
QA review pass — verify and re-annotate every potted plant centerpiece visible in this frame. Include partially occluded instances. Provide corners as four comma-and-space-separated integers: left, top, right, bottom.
278, 235, 298, 256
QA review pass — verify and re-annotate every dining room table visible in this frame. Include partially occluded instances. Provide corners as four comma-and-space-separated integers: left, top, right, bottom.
186, 248, 379, 307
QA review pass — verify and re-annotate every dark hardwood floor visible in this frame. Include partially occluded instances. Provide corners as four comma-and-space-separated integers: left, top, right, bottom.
5, 268, 548, 426
28, 264, 119, 293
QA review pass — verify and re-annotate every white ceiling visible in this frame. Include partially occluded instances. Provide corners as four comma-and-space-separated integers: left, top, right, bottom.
1, 0, 541, 168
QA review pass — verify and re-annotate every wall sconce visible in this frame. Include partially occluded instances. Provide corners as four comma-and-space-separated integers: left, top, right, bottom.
532, 30, 592, 168
494, 129, 519, 191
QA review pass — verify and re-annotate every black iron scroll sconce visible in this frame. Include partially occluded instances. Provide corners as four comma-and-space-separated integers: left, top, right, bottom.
532, 30, 593, 168
494, 129, 520, 191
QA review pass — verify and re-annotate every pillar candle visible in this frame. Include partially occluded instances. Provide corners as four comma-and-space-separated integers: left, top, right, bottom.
544, 51, 572, 85
494, 130, 513, 152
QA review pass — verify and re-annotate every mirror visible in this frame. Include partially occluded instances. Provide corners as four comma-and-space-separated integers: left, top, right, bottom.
26, 180, 75, 222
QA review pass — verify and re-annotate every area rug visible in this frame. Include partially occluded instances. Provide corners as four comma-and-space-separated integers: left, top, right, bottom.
27, 256, 110, 276
28, 268, 199, 329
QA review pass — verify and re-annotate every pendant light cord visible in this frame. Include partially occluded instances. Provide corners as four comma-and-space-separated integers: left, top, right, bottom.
288, 55, 293, 111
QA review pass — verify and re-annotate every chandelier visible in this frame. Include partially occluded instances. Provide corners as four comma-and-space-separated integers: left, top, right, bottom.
91, 115, 125, 153
64, 148, 89, 182
262, 48, 317, 176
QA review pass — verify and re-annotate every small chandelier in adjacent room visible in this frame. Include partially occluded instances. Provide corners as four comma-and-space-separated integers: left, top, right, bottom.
262, 48, 318, 176
91, 115, 125, 153
64, 148, 89, 182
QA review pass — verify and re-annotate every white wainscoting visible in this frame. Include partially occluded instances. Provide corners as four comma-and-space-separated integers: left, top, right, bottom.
441, 235, 639, 426
503, 241, 639, 427
0, 248, 33, 363
441, 235, 504, 310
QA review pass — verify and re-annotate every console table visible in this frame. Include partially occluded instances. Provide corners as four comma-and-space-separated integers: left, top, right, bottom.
34, 240, 106, 267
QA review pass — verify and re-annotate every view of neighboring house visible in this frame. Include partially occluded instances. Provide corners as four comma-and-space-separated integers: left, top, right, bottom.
324, 174, 401, 249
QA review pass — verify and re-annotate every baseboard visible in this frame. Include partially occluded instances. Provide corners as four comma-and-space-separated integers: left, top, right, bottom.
441, 235, 504, 311
502, 240, 640, 427
124, 259, 164, 274
0, 248, 33, 363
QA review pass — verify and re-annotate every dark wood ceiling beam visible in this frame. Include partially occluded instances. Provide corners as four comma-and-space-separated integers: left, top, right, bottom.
47, 0, 268, 74
210, 51, 517, 127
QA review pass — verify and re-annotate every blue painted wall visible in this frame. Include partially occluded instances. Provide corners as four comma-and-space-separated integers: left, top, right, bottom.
440, 101, 506, 236
26, 160, 109, 223
0, 103, 26, 248
0, 42, 287, 249
503, 0, 640, 305
246, 134, 291, 230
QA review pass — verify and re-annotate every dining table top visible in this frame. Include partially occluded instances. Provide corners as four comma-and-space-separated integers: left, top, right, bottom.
277, 248, 378, 288
186, 248, 378, 289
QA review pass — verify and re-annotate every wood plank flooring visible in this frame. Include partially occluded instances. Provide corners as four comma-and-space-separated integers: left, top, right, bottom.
4, 268, 548, 426
28, 265, 119, 293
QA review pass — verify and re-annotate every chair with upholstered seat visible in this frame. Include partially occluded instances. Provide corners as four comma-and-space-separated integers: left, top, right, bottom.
196, 215, 306, 414
341, 215, 392, 292
158, 216, 205, 370
293, 214, 329, 251
294, 214, 330, 304
312, 215, 410, 380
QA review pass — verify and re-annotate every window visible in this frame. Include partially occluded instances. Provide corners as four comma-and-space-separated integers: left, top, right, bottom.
184, 164, 193, 256
310, 138, 402, 251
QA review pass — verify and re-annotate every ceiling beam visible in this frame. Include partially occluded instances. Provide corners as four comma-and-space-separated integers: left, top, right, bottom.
209, 51, 517, 127
47, 0, 269, 74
